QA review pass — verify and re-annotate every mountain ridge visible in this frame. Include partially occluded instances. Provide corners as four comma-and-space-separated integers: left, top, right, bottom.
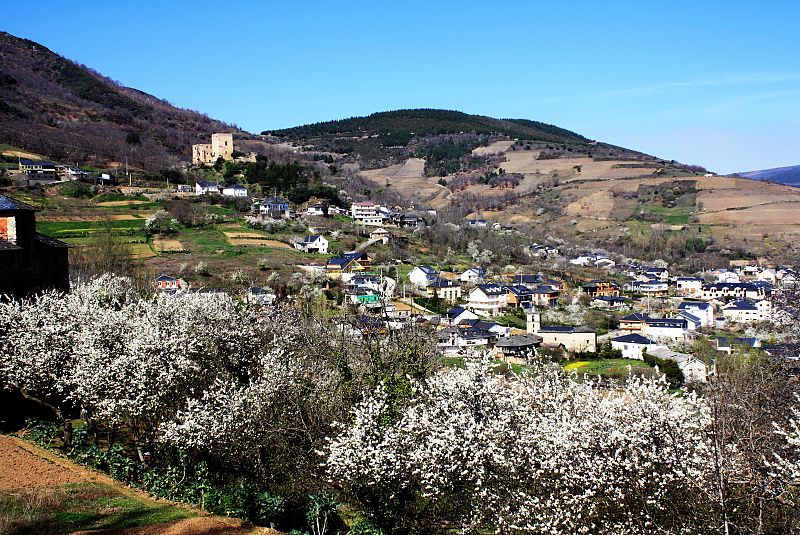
735, 164, 800, 185
0, 31, 247, 171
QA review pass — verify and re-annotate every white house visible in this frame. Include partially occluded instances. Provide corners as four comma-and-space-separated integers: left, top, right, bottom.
467, 284, 508, 316
369, 227, 391, 245
460, 267, 486, 283
425, 278, 462, 303
638, 280, 669, 296
677, 311, 703, 331
643, 267, 669, 282
570, 255, 594, 266
154, 274, 180, 291
409, 265, 438, 288
677, 301, 714, 327
195, 180, 219, 195
643, 317, 688, 342
294, 235, 329, 254
595, 258, 616, 269
222, 184, 248, 197
247, 286, 277, 306
611, 333, 655, 360
351, 202, 383, 226
305, 203, 328, 216
676, 277, 703, 297
444, 306, 480, 326
716, 271, 741, 283
721, 299, 771, 323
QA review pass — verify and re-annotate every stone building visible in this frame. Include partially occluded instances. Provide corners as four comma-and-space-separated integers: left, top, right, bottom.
0, 194, 70, 297
192, 132, 234, 165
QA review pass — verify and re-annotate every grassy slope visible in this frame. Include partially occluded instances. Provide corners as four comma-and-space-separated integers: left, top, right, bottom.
564, 359, 652, 380
0, 482, 193, 534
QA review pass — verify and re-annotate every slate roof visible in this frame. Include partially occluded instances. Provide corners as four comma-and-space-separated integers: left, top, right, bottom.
445, 307, 467, 319
475, 283, 506, 296
678, 311, 702, 324
678, 301, 712, 310
416, 265, 437, 275
428, 277, 459, 288
717, 337, 759, 348
723, 299, 758, 311
612, 333, 653, 344
464, 267, 486, 277
0, 239, 22, 251
538, 325, 594, 333
531, 285, 559, 294
34, 233, 69, 248
594, 295, 626, 302
19, 158, 56, 167
496, 334, 543, 348
512, 274, 541, 284
0, 194, 38, 212
504, 284, 532, 296
646, 318, 686, 329
621, 313, 650, 322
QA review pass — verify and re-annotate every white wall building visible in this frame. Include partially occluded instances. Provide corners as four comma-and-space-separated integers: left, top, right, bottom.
222, 184, 248, 197
467, 284, 508, 316
611, 333, 654, 360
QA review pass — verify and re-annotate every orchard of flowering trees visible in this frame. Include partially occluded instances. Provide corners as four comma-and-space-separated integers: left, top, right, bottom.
1, 275, 800, 533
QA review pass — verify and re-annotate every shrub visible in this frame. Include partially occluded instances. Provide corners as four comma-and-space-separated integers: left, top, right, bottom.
194, 261, 209, 276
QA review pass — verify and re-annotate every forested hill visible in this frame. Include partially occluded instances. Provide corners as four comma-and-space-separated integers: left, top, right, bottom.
267, 109, 588, 144
264, 108, 657, 168
0, 32, 247, 170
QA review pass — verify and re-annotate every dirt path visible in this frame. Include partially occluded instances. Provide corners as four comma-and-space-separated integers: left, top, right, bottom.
0, 435, 270, 534
73, 517, 275, 535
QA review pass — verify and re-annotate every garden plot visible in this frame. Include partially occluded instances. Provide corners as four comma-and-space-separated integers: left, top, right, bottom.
95, 200, 152, 207
152, 237, 185, 253
223, 231, 293, 248
40, 214, 149, 222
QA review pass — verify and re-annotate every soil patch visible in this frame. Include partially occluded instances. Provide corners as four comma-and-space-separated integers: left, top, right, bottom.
152, 238, 185, 253
96, 200, 151, 207
73, 516, 270, 534
40, 215, 147, 222
0, 435, 92, 490
227, 238, 293, 248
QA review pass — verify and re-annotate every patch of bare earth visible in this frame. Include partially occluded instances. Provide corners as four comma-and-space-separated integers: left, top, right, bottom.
152, 237, 185, 253
0, 436, 272, 534
95, 200, 151, 207
0, 435, 94, 490
39, 214, 148, 222
73, 517, 272, 535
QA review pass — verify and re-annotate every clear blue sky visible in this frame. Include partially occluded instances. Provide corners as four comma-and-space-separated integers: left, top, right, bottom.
4, 1, 800, 173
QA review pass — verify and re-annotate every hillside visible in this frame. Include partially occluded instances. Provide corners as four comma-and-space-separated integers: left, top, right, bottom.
265, 109, 660, 170
736, 164, 800, 186
0, 32, 247, 171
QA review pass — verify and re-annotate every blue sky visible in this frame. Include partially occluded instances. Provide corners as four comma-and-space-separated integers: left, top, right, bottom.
4, 1, 800, 173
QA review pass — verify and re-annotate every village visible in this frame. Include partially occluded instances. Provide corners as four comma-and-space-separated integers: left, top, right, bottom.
2, 132, 798, 389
